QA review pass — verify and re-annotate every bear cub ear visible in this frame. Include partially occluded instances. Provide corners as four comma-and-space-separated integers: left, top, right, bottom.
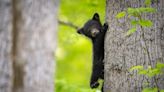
92, 13, 100, 21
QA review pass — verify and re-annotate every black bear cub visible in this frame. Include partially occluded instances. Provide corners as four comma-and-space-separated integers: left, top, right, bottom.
77, 13, 108, 92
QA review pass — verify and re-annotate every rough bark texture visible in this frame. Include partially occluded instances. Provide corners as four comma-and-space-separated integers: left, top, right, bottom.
0, 0, 13, 92
104, 0, 164, 92
0, 0, 58, 92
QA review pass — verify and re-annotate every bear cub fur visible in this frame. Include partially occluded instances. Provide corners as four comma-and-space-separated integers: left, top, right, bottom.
77, 13, 108, 92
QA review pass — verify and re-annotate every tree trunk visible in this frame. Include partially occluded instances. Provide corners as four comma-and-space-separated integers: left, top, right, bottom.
0, 0, 13, 92
0, 0, 58, 92
104, 0, 164, 92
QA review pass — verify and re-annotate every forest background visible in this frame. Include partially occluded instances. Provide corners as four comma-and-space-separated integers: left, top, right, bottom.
55, 0, 105, 92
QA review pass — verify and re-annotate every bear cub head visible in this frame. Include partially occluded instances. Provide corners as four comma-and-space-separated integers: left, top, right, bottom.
77, 13, 103, 39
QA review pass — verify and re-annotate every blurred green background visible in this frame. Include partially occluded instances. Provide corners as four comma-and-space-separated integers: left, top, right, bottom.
55, 0, 105, 92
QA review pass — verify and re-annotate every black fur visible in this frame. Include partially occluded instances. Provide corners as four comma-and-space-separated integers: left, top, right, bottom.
77, 13, 108, 92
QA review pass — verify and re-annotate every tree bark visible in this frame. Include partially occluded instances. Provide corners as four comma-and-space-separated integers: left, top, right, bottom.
0, 0, 58, 92
0, 0, 13, 92
104, 0, 164, 92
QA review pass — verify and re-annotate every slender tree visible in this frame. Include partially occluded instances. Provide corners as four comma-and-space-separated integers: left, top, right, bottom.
104, 0, 164, 92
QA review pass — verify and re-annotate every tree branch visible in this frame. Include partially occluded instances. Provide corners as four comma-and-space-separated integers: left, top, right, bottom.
58, 20, 79, 30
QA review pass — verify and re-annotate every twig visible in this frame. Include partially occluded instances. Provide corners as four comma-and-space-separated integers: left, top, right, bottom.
58, 20, 79, 30
138, 15, 159, 91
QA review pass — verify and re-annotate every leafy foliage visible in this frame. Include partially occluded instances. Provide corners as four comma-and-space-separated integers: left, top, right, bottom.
127, 7, 156, 16
138, 19, 153, 27
130, 65, 143, 71
130, 62, 164, 78
116, 0, 164, 92
130, 62, 164, 91
142, 88, 158, 92
115, 11, 126, 19
145, 0, 151, 6
115, 1, 156, 35
126, 27, 136, 36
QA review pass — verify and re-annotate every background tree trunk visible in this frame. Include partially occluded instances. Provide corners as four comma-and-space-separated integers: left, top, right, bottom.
0, 0, 59, 92
104, 0, 164, 92
0, 0, 13, 92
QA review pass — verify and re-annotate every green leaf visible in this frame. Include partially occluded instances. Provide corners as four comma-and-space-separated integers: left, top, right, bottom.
131, 20, 139, 26
139, 69, 148, 75
145, 0, 151, 6
138, 7, 156, 13
147, 68, 160, 77
142, 87, 158, 92
130, 65, 143, 71
156, 63, 164, 75
116, 11, 126, 19
139, 20, 153, 27
128, 7, 156, 17
127, 8, 140, 17
126, 27, 136, 36
156, 62, 164, 69
145, 7, 156, 13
